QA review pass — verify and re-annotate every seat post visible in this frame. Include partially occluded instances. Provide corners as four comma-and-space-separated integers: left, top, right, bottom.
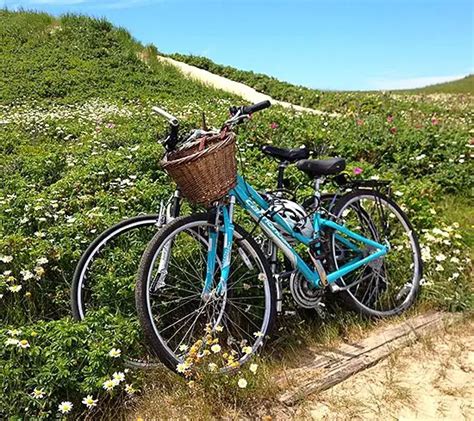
277, 161, 289, 190
314, 177, 324, 208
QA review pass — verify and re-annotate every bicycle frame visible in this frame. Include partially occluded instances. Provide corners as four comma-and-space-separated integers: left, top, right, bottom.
206, 175, 389, 296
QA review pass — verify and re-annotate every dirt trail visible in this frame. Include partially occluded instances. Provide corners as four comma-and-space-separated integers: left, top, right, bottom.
290, 318, 474, 420
157, 56, 338, 117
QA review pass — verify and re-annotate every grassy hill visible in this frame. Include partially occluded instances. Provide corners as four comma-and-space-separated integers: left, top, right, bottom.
0, 9, 472, 419
169, 54, 474, 104
407, 75, 474, 94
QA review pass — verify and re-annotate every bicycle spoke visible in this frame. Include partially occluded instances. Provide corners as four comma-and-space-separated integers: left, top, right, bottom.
332, 192, 421, 315
141, 216, 274, 369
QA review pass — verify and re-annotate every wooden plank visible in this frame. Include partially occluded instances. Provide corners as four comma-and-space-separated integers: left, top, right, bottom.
277, 311, 460, 405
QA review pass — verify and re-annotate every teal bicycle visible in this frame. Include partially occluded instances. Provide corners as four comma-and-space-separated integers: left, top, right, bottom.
135, 101, 422, 371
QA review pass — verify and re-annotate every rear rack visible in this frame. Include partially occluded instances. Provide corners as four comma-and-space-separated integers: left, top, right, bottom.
332, 173, 391, 191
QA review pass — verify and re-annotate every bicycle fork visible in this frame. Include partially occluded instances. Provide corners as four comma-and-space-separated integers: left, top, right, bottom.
202, 196, 236, 300
151, 190, 181, 292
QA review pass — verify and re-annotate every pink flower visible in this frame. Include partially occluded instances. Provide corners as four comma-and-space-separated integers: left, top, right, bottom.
387, 115, 394, 123
431, 117, 439, 125
356, 119, 364, 126
390, 127, 397, 134
270, 122, 278, 129
353, 167, 363, 175
106, 122, 115, 129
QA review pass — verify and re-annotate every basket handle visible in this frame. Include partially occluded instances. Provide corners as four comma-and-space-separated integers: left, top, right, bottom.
198, 129, 228, 151
198, 137, 206, 151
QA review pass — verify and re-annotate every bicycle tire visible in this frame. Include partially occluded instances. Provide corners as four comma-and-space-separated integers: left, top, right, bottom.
71, 214, 160, 320
135, 213, 277, 372
328, 189, 422, 317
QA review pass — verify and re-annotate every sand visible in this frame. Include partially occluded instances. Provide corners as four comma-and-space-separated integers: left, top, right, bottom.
157, 56, 338, 117
301, 319, 474, 420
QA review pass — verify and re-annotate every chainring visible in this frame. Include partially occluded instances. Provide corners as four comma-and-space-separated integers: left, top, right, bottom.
289, 272, 325, 309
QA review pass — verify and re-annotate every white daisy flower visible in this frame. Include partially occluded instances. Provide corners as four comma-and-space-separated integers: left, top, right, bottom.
17, 339, 30, 349
211, 344, 221, 353
108, 348, 121, 358
32, 388, 45, 399
82, 395, 98, 408
238, 378, 248, 388
176, 362, 191, 373
242, 346, 252, 355
249, 363, 258, 374
20, 270, 34, 281
58, 401, 73, 414
5, 338, 19, 346
125, 384, 136, 395
102, 379, 116, 391
112, 371, 125, 383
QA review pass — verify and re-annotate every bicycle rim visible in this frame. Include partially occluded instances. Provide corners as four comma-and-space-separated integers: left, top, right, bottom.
331, 191, 422, 316
139, 216, 275, 370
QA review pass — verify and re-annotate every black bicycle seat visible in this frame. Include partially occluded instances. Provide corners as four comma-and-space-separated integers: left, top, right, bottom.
261, 145, 309, 162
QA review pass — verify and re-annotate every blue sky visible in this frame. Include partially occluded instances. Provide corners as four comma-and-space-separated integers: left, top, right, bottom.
5, 0, 473, 90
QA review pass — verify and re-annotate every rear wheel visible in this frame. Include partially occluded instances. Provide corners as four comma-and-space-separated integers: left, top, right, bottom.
71, 215, 160, 320
329, 190, 422, 317
70, 214, 163, 368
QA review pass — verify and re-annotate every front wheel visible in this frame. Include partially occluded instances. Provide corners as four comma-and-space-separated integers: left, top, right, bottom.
329, 189, 422, 317
135, 213, 277, 372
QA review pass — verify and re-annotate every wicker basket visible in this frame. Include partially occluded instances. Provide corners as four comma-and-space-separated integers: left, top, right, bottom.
161, 131, 237, 206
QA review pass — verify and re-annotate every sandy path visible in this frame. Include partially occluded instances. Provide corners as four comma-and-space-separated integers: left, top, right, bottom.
294, 319, 474, 420
157, 56, 337, 117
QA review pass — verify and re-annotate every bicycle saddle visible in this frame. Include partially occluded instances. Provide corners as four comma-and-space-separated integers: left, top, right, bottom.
261, 145, 309, 162
296, 158, 346, 177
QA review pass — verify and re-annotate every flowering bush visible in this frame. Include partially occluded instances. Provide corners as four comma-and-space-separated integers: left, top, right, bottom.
0, 311, 141, 418
0, 9, 472, 419
172, 325, 272, 409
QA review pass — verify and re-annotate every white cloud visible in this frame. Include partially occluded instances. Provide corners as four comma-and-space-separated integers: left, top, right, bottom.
368, 74, 468, 90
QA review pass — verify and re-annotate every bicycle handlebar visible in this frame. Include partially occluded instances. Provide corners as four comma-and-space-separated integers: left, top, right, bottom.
229, 100, 271, 118
152, 106, 180, 151
152, 101, 271, 152
152, 106, 179, 126
242, 100, 271, 115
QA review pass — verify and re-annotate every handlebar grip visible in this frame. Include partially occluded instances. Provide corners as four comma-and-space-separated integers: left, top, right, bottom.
152, 106, 179, 125
242, 100, 271, 115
